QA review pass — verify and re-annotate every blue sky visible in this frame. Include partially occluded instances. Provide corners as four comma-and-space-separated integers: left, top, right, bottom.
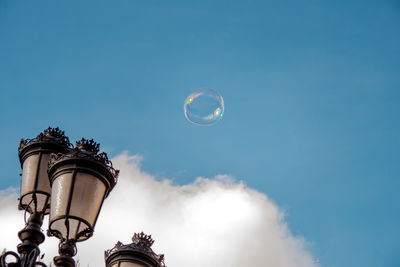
1, 0, 399, 266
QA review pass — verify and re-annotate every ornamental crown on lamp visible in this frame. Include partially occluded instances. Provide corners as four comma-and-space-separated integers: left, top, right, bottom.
105, 232, 166, 267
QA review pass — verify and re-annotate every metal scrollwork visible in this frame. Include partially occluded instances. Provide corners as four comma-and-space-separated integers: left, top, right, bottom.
1, 251, 20, 267
48, 138, 119, 183
0, 249, 48, 267
18, 127, 73, 154
75, 227, 93, 241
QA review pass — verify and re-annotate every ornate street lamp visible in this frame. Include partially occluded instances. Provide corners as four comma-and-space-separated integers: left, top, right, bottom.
105, 233, 166, 267
0, 127, 120, 267
9, 127, 72, 267
47, 138, 119, 267
18, 127, 72, 216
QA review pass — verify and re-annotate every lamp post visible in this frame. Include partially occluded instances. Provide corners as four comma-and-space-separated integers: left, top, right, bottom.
105, 232, 165, 267
0, 127, 119, 267
47, 138, 119, 267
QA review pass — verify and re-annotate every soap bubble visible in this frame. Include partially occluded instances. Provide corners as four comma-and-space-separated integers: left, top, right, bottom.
184, 88, 224, 126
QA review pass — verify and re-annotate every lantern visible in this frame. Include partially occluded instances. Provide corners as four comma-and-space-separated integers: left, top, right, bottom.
18, 127, 71, 215
105, 233, 166, 267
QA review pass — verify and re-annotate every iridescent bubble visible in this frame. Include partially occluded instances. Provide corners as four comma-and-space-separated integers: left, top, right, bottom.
184, 88, 224, 126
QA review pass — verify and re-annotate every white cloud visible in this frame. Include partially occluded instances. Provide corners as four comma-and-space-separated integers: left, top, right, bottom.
0, 152, 317, 267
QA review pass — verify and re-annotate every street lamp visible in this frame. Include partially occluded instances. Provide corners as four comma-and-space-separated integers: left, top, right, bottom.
18, 127, 72, 216
0, 127, 119, 267
47, 138, 119, 267
105, 232, 165, 267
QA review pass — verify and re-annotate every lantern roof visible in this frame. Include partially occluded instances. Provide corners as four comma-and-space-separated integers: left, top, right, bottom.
18, 126, 72, 161
105, 232, 166, 267
48, 137, 119, 192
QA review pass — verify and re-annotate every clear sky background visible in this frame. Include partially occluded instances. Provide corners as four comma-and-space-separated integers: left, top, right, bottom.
0, 1, 399, 266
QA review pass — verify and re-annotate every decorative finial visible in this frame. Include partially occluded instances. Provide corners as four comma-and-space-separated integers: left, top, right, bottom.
132, 232, 154, 248
76, 138, 100, 154
43, 127, 65, 137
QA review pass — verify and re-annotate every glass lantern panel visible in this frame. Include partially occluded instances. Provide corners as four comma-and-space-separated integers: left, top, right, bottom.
20, 154, 39, 197
69, 172, 106, 227
50, 172, 73, 221
20, 197, 31, 210
34, 193, 50, 214
50, 217, 91, 241
51, 218, 68, 239
68, 217, 87, 240
34, 153, 52, 213
36, 153, 51, 194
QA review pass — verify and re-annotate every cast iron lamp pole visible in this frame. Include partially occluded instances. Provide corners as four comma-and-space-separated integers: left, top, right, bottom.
0, 127, 119, 267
